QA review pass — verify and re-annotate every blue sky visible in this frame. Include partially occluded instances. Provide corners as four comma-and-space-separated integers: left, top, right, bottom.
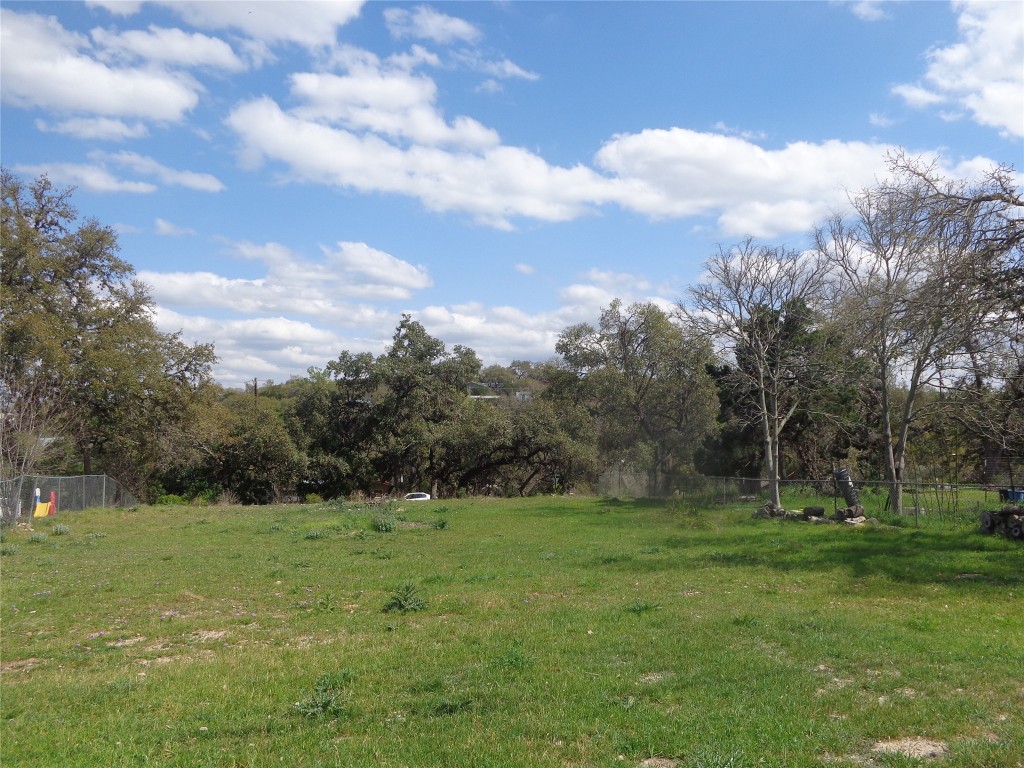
2, 0, 1022, 387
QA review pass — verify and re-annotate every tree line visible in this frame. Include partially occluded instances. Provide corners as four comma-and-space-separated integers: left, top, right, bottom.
2, 155, 1021, 511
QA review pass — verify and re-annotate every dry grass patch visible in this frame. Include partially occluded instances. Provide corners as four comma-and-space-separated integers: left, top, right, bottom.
188, 629, 227, 642
872, 738, 948, 758
0, 657, 45, 674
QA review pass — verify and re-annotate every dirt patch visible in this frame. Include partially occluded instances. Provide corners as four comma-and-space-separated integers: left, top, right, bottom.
872, 738, 948, 759
0, 657, 43, 674
108, 636, 146, 648
638, 672, 673, 684
398, 521, 431, 529
639, 759, 679, 768
189, 629, 227, 643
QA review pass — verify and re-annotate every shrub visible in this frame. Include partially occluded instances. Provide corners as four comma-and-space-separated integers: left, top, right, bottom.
304, 493, 323, 504
383, 581, 427, 613
371, 513, 396, 533
156, 494, 189, 506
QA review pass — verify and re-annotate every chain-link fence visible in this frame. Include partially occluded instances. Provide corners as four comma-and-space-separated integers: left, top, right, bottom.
0, 475, 138, 522
597, 469, 1018, 520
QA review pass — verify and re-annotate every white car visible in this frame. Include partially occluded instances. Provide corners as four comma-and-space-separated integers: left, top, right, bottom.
403, 492, 431, 501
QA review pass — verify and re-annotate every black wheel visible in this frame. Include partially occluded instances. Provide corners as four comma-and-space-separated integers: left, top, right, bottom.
980, 511, 996, 534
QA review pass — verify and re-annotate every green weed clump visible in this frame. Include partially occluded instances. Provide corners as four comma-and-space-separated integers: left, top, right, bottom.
155, 494, 189, 505
27, 532, 47, 544
371, 513, 396, 533
293, 670, 355, 718
382, 581, 426, 613
52, 523, 71, 536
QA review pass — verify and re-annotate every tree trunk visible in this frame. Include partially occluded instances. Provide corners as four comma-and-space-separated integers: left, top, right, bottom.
760, 389, 781, 508
879, 387, 903, 516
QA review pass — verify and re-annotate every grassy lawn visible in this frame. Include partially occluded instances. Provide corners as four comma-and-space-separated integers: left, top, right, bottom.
1, 496, 1022, 767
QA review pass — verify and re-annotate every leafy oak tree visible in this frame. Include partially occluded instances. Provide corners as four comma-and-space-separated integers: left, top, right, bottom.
1, 169, 215, 506
557, 301, 718, 495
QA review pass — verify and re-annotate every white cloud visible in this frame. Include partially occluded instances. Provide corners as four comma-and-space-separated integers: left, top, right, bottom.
0, 9, 200, 122
594, 128, 900, 237
153, 306, 354, 387
514, 263, 535, 275
288, 66, 500, 149
891, 83, 946, 108
155, 218, 196, 237
323, 242, 433, 293
384, 6, 481, 44
868, 112, 896, 128
147, 238, 431, 317
35, 117, 149, 141
895, 0, 1024, 137
582, 269, 653, 293
476, 79, 504, 95
712, 121, 768, 141
13, 162, 157, 193
91, 151, 226, 191
227, 87, 1007, 239
452, 50, 540, 81
85, 1, 143, 16
159, 1, 364, 49
225, 96, 615, 229
90, 24, 246, 71
849, 1, 891, 21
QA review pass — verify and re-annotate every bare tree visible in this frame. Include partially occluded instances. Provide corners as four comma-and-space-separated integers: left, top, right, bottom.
815, 155, 1021, 515
681, 239, 829, 508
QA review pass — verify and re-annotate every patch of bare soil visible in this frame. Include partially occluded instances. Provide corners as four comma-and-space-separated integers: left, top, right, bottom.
107, 635, 146, 648
189, 629, 227, 643
638, 672, 673, 684
398, 521, 431, 529
872, 738, 948, 759
639, 759, 679, 768
0, 657, 43, 674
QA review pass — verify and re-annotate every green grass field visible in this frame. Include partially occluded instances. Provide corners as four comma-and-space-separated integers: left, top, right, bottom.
2, 496, 1022, 767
